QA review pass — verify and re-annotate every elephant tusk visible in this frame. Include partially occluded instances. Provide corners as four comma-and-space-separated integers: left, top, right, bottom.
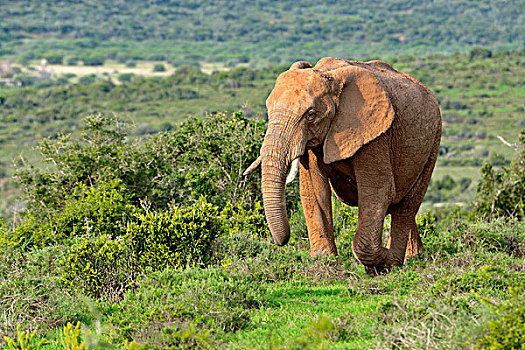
243, 156, 262, 176
286, 158, 300, 185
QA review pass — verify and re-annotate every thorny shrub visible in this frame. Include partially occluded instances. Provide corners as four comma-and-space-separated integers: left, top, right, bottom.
14, 112, 275, 226
475, 129, 525, 219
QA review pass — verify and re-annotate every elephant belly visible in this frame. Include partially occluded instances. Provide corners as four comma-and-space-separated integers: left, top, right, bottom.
326, 161, 358, 206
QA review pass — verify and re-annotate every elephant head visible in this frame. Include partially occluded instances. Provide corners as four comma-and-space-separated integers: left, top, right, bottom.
249, 58, 395, 246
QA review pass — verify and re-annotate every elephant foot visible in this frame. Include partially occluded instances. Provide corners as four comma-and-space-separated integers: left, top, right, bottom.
310, 247, 337, 257
310, 236, 338, 256
364, 264, 390, 276
364, 259, 402, 276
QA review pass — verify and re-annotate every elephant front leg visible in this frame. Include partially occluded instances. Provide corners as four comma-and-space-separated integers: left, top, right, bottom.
352, 198, 390, 274
350, 140, 395, 274
299, 149, 337, 256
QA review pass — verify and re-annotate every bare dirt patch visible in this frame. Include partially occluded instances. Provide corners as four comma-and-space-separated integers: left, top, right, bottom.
47, 63, 174, 77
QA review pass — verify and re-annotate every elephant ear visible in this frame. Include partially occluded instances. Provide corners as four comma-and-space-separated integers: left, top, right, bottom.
323, 65, 394, 164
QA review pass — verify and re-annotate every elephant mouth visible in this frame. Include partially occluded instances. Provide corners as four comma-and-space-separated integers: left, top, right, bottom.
306, 138, 321, 149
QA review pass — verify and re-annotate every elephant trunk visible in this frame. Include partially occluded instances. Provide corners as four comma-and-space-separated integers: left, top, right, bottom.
261, 112, 304, 245
261, 112, 306, 246
261, 151, 290, 246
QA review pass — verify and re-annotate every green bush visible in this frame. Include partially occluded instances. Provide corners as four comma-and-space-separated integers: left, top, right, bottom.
3, 325, 49, 350
55, 322, 88, 350
7, 180, 133, 249
471, 287, 525, 349
82, 55, 105, 66
211, 231, 270, 265
78, 74, 97, 84
6, 321, 100, 350
126, 197, 224, 270
60, 234, 136, 301
150, 111, 268, 208
469, 47, 493, 60
16, 114, 134, 218
0, 219, 7, 247
16, 112, 266, 223
332, 201, 360, 260
59, 196, 227, 299
475, 130, 525, 219
220, 200, 269, 238
416, 210, 437, 237
118, 73, 135, 82
152, 63, 166, 72
0, 245, 91, 340
65, 56, 79, 65
108, 268, 265, 347
423, 218, 525, 258
44, 53, 64, 65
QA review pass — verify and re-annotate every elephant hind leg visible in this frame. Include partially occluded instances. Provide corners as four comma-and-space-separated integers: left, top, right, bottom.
386, 185, 428, 262
388, 132, 440, 261
386, 213, 419, 264
352, 200, 390, 268
356, 208, 417, 275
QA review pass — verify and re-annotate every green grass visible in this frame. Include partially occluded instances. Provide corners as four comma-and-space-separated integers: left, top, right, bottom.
1, 217, 523, 349
229, 283, 381, 349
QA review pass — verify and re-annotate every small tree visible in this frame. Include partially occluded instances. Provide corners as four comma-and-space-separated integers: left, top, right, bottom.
44, 53, 64, 64
15, 112, 267, 220
83, 55, 105, 66
118, 73, 135, 82
474, 130, 525, 219
152, 63, 166, 72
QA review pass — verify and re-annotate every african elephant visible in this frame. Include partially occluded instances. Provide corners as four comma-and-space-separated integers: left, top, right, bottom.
245, 57, 441, 274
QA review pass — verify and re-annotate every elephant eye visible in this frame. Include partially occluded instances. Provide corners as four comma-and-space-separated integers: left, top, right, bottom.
305, 108, 316, 121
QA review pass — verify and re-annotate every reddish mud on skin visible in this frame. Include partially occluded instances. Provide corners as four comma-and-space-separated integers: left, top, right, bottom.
250, 57, 441, 274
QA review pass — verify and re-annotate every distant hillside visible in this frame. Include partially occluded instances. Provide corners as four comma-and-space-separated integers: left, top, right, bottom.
1, 48, 524, 217
0, 0, 523, 66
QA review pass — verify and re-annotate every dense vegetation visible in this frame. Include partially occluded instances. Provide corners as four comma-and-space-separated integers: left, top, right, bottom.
1, 48, 524, 219
1, 0, 523, 66
1, 112, 524, 349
